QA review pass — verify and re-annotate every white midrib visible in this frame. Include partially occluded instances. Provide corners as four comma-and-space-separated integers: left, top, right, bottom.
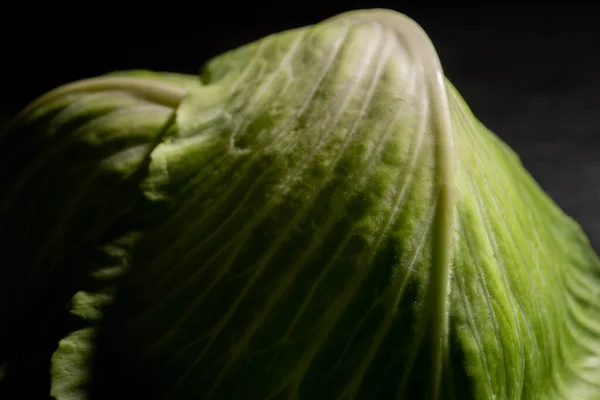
330, 9, 457, 400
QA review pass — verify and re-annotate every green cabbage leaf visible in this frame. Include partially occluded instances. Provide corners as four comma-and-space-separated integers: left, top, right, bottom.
1, 9, 599, 400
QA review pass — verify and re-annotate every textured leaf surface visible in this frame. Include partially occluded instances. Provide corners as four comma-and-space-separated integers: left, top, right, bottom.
86, 9, 600, 400
49, 233, 140, 400
0, 73, 191, 397
3, 8, 600, 400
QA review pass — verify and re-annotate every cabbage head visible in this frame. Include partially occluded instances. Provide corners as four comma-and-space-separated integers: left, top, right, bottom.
1, 9, 600, 400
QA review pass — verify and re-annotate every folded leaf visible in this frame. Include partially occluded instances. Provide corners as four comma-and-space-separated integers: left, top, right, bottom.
0, 73, 192, 397
4, 8, 600, 400
86, 9, 600, 400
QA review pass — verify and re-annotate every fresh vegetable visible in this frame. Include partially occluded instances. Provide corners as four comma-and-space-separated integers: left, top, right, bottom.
1, 9, 599, 400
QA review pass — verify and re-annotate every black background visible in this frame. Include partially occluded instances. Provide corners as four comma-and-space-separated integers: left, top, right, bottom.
3, 2, 600, 251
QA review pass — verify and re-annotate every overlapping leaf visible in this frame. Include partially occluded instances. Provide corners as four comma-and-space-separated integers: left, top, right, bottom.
2, 9, 599, 400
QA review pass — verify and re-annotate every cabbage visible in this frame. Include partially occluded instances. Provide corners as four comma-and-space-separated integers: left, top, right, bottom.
1, 9, 599, 400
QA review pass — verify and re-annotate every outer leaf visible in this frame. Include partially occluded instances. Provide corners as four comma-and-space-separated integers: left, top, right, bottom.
49, 232, 140, 400
80, 9, 600, 400
0, 74, 194, 397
